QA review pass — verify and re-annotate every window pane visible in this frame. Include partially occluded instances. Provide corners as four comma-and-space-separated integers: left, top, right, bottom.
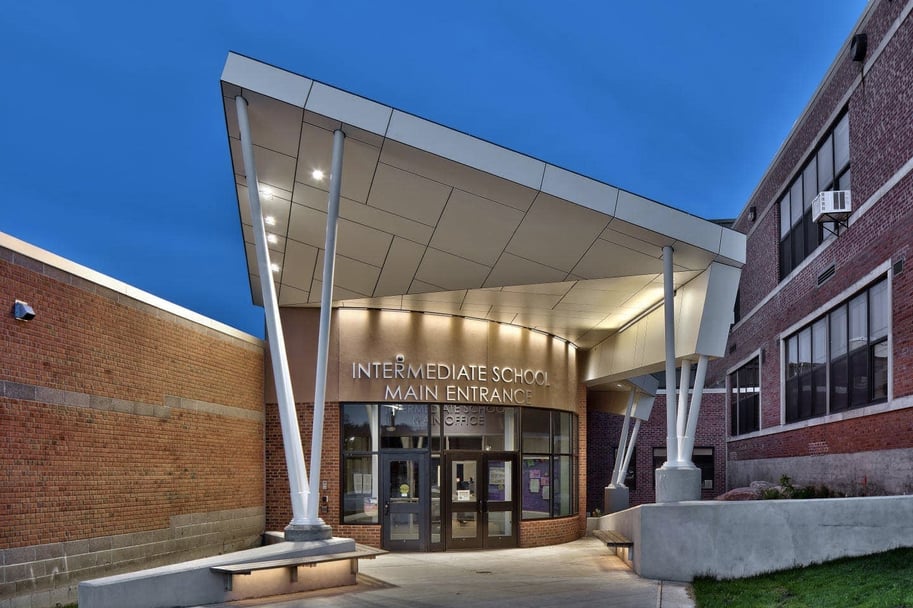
381, 403, 428, 449
739, 394, 759, 434
787, 335, 799, 378
830, 305, 848, 358
812, 318, 827, 365
343, 403, 378, 452
343, 455, 379, 524
780, 236, 792, 278
818, 134, 834, 190
812, 366, 828, 417
830, 356, 849, 413
804, 209, 819, 255
786, 377, 800, 422
693, 448, 715, 490
554, 411, 573, 453
869, 280, 888, 340
792, 222, 805, 267
522, 409, 551, 453
799, 374, 813, 420
848, 293, 868, 353
872, 340, 889, 401
834, 113, 850, 172
838, 168, 851, 191
780, 193, 791, 236
521, 457, 550, 519
803, 162, 818, 210
848, 348, 869, 407
553, 456, 573, 516
790, 179, 804, 226
798, 326, 812, 373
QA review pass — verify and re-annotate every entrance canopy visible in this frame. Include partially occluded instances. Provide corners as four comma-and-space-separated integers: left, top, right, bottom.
220, 53, 744, 380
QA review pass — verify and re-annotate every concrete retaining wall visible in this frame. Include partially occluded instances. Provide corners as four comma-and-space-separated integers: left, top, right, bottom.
2, 507, 263, 608
600, 495, 913, 581
728, 448, 913, 496
78, 537, 356, 608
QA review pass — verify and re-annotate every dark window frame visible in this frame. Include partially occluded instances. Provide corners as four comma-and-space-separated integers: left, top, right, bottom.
779, 112, 850, 279
729, 356, 760, 436
784, 277, 888, 423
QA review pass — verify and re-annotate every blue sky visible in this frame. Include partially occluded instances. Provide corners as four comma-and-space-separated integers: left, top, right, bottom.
0, 1, 867, 337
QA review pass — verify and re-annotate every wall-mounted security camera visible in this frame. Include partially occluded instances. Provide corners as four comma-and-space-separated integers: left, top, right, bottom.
395, 354, 405, 363
13, 300, 35, 321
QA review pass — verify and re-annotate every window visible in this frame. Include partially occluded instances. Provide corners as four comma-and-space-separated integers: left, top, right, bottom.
521, 409, 577, 520
342, 403, 578, 524
652, 447, 715, 490
729, 357, 760, 435
779, 113, 850, 279
784, 278, 888, 423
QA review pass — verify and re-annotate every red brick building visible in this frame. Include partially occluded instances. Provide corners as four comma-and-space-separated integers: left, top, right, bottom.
707, 0, 913, 496
0, 234, 266, 606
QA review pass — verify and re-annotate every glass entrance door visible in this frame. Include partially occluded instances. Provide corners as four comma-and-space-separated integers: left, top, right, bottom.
381, 453, 428, 551
445, 452, 518, 549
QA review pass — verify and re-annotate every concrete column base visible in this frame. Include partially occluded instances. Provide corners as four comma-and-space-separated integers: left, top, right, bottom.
655, 465, 701, 503
604, 485, 630, 513
284, 523, 333, 541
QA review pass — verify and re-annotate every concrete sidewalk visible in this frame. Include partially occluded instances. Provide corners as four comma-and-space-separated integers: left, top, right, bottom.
197, 537, 694, 608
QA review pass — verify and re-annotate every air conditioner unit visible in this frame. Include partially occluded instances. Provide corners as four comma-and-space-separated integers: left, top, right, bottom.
812, 190, 852, 223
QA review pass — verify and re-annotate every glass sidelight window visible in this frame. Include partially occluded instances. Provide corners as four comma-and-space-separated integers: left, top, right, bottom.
520, 409, 577, 520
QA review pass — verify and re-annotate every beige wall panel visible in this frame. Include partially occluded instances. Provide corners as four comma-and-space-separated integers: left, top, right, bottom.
333, 309, 578, 411
265, 308, 340, 404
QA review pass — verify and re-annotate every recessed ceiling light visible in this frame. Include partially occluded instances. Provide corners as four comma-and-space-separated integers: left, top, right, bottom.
264, 216, 276, 226
259, 188, 273, 200
312, 169, 325, 181
270, 263, 280, 273
267, 234, 278, 244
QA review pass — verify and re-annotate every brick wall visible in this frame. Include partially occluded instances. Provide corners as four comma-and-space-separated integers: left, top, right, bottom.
0, 243, 265, 606
709, 0, 913, 494
587, 392, 727, 510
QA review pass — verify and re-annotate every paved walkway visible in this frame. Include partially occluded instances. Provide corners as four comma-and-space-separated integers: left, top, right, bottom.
199, 537, 694, 608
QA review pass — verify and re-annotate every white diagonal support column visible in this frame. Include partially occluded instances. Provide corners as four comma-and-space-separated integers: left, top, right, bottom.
676, 358, 691, 442
618, 419, 642, 486
662, 245, 679, 466
610, 388, 636, 486
305, 128, 346, 527
235, 95, 310, 526
681, 354, 709, 461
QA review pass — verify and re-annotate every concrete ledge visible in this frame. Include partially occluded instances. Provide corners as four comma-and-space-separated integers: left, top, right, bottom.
78, 537, 357, 608
602, 495, 913, 581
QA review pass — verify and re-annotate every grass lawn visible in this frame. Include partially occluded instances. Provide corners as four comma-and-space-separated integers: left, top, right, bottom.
691, 548, 913, 608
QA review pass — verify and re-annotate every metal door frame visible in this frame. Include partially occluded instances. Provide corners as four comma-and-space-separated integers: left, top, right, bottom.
380, 451, 429, 551
443, 451, 519, 550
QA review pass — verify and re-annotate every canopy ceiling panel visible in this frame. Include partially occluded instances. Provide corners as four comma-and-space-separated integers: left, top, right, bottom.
221, 52, 745, 350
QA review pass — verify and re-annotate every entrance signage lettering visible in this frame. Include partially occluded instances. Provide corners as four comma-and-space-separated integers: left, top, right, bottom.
351, 358, 550, 406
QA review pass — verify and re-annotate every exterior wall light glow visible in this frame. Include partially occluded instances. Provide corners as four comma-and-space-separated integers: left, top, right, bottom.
259, 189, 273, 200
13, 300, 35, 321
312, 169, 325, 181
267, 234, 278, 244
270, 263, 280, 273
264, 216, 276, 226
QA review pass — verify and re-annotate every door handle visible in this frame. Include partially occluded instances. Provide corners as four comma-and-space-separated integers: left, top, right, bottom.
384, 502, 390, 515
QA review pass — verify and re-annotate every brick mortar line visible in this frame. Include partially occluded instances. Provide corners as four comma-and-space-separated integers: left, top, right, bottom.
0, 381, 264, 423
